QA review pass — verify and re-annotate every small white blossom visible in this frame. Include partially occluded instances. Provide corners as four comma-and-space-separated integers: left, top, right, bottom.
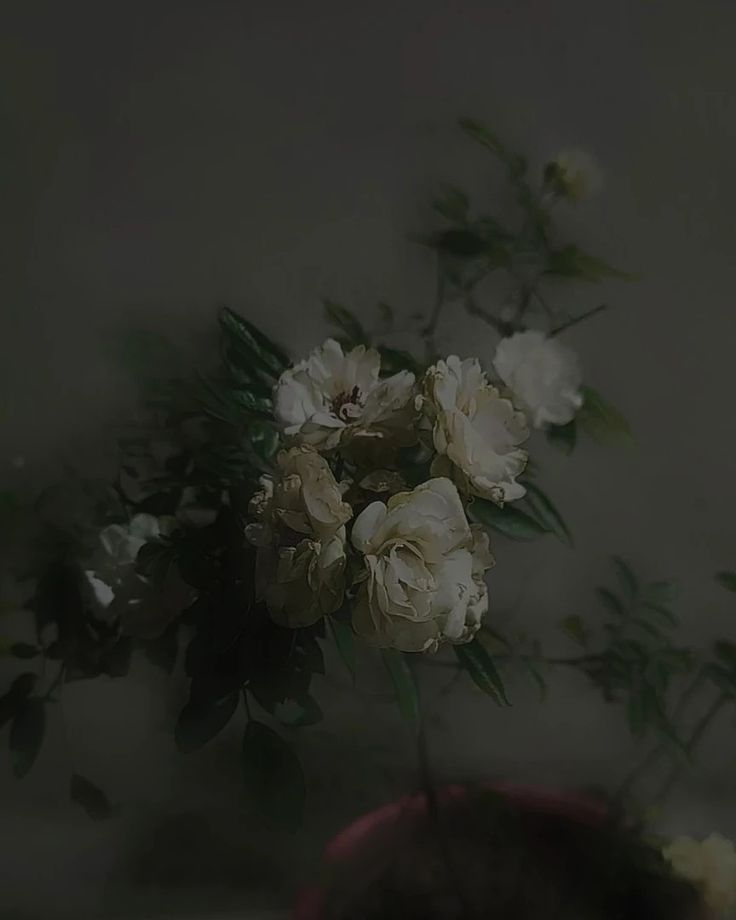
274, 339, 415, 450
548, 149, 602, 201
350, 477, 494, 652
663, 834, 736, 914
419, 356, 528, 504
493, 330, 583, 429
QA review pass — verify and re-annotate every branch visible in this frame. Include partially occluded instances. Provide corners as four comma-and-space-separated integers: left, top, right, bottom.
550, 303, 608, 337
656, 692, 731, 805
463, 295, 516, 337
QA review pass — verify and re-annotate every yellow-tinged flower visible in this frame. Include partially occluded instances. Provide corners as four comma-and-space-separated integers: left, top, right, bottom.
663, 834, 736, 914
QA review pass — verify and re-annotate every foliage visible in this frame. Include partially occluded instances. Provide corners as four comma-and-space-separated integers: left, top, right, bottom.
1, 117, 725, 831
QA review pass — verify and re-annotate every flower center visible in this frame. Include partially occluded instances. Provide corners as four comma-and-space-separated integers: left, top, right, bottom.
331, 385, 364, 422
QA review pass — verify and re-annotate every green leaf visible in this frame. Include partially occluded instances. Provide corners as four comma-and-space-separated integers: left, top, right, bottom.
10, 643, 40, 660
596, 587, 625, 617
432, 185, 469, 222
546, 419, 577, 455
578, 386, 633, 445
0, 673, 37, 729
522, 660, 548, 702
714, 641, 736, 667
523, 482, 573, 546
455, 639, 510, 705
435, 229, 489, 257
218, 307, 289, 379
377, 347, 422, 376
247, 420, 280, 466
70, 773, 113, 820
458, 118, 524, 174
644, 581, 678, 606
545, 245, 637, 282
381, 649, 419, 722
142, 623, 179, 674
641, 602, 678, 628
323, 299, 368, 346
10, 699, 46, 778
612, 556, 638, 603
715, 571, 736, 593
627, 693, 650, 737
241, 721, 305, 831
175, 691, 239, 753
229, 388, 273, 417
561, 615, 588, 648
328, 617, 356, 681
470, 499, 549, 541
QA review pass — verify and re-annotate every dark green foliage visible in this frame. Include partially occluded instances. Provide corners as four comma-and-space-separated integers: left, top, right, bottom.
381, 650, 419, 721
241, 721, 306, 830
455, 639, 510, 705
10, 698, 46, 778
70, 773, 113, 820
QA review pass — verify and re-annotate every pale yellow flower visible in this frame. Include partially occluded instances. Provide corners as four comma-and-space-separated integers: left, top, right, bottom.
663, 834, 736, 914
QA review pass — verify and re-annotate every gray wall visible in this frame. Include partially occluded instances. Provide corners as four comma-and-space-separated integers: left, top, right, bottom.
3, 1, 736, 917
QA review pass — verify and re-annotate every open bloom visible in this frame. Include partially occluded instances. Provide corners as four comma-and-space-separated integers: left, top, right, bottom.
274, 339, 415, 450
547, 149, 602, 201
419, 356, 528, 504
350, 477, 494, 652
246, 447, 352, 627
663, 834, 736, 914
493, 330, 583, 429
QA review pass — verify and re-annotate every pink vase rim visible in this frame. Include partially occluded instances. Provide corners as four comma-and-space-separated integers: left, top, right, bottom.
293, 783, 609, 919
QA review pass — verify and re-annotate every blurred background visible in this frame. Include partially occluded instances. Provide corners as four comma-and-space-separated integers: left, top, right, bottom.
2, 1, 736, 917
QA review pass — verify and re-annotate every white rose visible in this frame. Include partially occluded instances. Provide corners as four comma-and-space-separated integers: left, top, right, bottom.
259, 530, 347, 628
548, 149, 602, 201
245, 447, 352, 627
419, 356, 528, 504
274, 338, 415, 450
350, 477, 494, 652
246, 447, 352, 546
663, 834, 736, 915
493, 330, 583, 428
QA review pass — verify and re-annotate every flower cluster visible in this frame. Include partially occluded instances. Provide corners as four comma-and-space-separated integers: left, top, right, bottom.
663, 833, 736, 915
245, 334, 581, 651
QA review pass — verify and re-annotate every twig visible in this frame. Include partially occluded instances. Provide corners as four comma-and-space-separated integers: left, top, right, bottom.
416, 685, 475, 920
422, 257, 446, 360
464, 295, 515, 337
614, 670, 708, 801
43, 664, 66, 702
656, 692, 730, 805
550, 303, 608, 337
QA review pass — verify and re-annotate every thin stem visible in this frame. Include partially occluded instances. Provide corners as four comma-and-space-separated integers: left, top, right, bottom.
43, 663, 66, 702
656, 692, 730, 805
423, 257, 446, 360
550, 303, 608, 337
614, 670, 708, 801
241, 687, 252, 720
464, 295, 515, 337
416, 683, 475, 920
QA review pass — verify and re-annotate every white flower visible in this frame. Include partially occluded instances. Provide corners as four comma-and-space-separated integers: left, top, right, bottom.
274, 338, 416, 450
350, 478, 494, 652
246, 447, 353, 627
419, 356, 528, 504
493, 330, 583, 429
246, 447, 352, 546
259, 531, 347, 628
663, 834, 736, 914
99, 513, 161, 567
548, 149, 602, 201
